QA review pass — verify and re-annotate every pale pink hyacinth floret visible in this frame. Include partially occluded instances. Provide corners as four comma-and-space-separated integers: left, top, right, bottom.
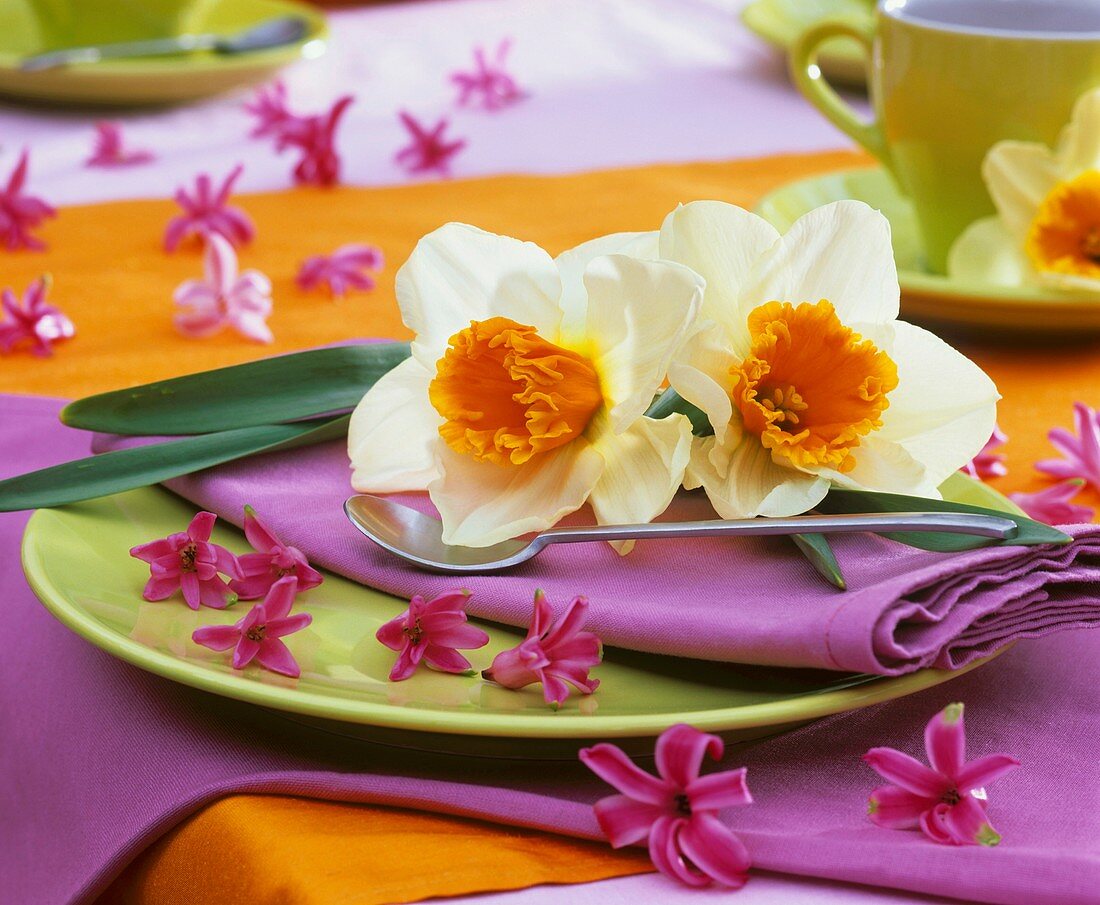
129, 511, 240, 610
450, 39, 527, 111
0, 149, 56, 252
960, 424, 1008, 480
394, 111, 467, 177
482, 591, 602, 706
192, 575, 312, 677
1036, 401, 1100, 491
375, 590, 489, 681
865, 702, 1019, 846
85, 122, 154, 168
245, 82, 354, 186
1009, 480, 1095, 525
580, 724, 753, 888
230, 505, 324, 601
0, 277, 74, 357
297, 244, 384, 298
174, 233, 274, 343
164, 164, 255, 252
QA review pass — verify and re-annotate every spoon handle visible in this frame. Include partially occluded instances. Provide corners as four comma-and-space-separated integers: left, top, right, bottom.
537, 511, 1018, 546
20, 34, 219, 72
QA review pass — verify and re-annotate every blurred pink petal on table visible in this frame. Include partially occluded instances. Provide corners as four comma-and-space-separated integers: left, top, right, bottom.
375, 590, 489, 681
230, 505, 324, 601
864, 702, 1019, 847
960, 424, 1007, 480
193, 576, 312, 678
1035, 401, 1100, 491
85, 122, 154, 168
129, 511, 240, 611
1009, 480, 1095, 525
0, 276, 73, 357
394, 111, 467, 177
450, 38, 527, 111
173, 233, 274, 343
163, 164, 255, 252
0, 149, 56, 252
297, 243, 384, 298
581, 724, 753, 888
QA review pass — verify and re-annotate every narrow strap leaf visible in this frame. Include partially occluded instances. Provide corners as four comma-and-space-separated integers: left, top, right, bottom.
0, 415, 350, 513
790, 533, 846, 589
60, 343, 410, 436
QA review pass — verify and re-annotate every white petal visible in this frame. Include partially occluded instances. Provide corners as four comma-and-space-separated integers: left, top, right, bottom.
658, 201, 779, 328
819, 435, 938, 498
874, 321, 1000, 488
687, 427, 829, 519
348, 357, 443, 492
555, 231, 658, 344
981, 141, 1059, 241
947, 217, 1031, 287
667, 340, 736, 445
430, 440, 604, 547
395, 223, 562, 367
743, 200, 899, 325
1055, 88, 1100, 176
583, 254, 704, 432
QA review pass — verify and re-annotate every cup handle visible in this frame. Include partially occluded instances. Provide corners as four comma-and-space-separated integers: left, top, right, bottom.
789, 19, 895, 176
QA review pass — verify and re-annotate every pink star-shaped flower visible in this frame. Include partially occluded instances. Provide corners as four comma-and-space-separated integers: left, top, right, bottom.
296, 244, 384, 298
1036, 401, 1100, 491
230, 505, 324, 600
246, 82, 354, 187
0, 276, 74, 357
164, 164, 255, 252
376, 590, 489, 681
960, 424, 1008, 480
85, 121, 154, 168
482, 590, 602, 706
394, 111, 467, 177
173, 233, 274, 343
130, 511, 240, 610
0, 149, 56, 252
450, 39, 527, 111
580, 724, 753, 888
192, 575, 312, 677
865, 702, 1019, 846
1009, 479, 1094, 525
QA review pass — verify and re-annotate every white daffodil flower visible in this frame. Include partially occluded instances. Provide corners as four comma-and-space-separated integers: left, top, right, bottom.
949, 89, 1100, 292
661, 199, 1000, 519
348, 223, 703, 549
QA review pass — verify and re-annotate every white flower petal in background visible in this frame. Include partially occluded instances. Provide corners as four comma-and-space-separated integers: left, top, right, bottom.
1055, 89, 1100, 176
981, 142, 1060, 240
946, 217, 1031, 287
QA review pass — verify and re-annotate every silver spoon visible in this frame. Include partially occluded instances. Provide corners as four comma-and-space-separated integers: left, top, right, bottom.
20, 16, 310, 72
344, 494, 1019, 574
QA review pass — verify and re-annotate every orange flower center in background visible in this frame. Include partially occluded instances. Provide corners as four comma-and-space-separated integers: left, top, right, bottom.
1026, 170, 1100, 278
429, 316, 603, 467
730, 300, 898, 473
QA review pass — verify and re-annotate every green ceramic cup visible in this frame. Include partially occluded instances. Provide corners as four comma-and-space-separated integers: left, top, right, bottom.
790, 0, 1100, 273
28, 0, 211, 49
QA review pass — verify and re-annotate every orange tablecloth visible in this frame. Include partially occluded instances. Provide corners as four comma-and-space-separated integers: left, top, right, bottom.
5, 150, 1094, 904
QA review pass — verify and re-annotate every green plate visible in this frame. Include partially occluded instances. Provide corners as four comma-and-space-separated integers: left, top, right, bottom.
756, 166, 1100, 337
22, 476, 1010, 757
741, 0, 870, 89
0, 0, 326, 107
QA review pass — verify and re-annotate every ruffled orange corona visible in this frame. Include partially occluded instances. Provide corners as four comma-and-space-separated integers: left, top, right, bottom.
1025, 170, 1100, 279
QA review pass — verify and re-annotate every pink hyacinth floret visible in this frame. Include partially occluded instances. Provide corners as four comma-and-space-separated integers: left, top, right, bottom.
580, 723, 753, 888
230, 505, 324, 600
376, 590, 489, 681
164, 164, 255, 252
0, 149, 56, 252
297, 244, 384, 298
245, 82, 354, 187
864, 702, 1019, 846
0, 277, 74, 357
85, 122, 154, 168
192, 575, 312, 677
482, 590, 602, 706
960, 424, 1007, 480
130, 511, 240, 610
450, 39, 527, 111
394, 111, 467, 177
174, 232, 274, 343
1009, 480, 1094, 525
1036, 401, 1100, 491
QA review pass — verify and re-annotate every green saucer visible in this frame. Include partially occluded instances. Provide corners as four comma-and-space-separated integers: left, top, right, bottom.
756, 166, 1100, 337
0, 0, 326, 106
22, 474, 1010, 757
